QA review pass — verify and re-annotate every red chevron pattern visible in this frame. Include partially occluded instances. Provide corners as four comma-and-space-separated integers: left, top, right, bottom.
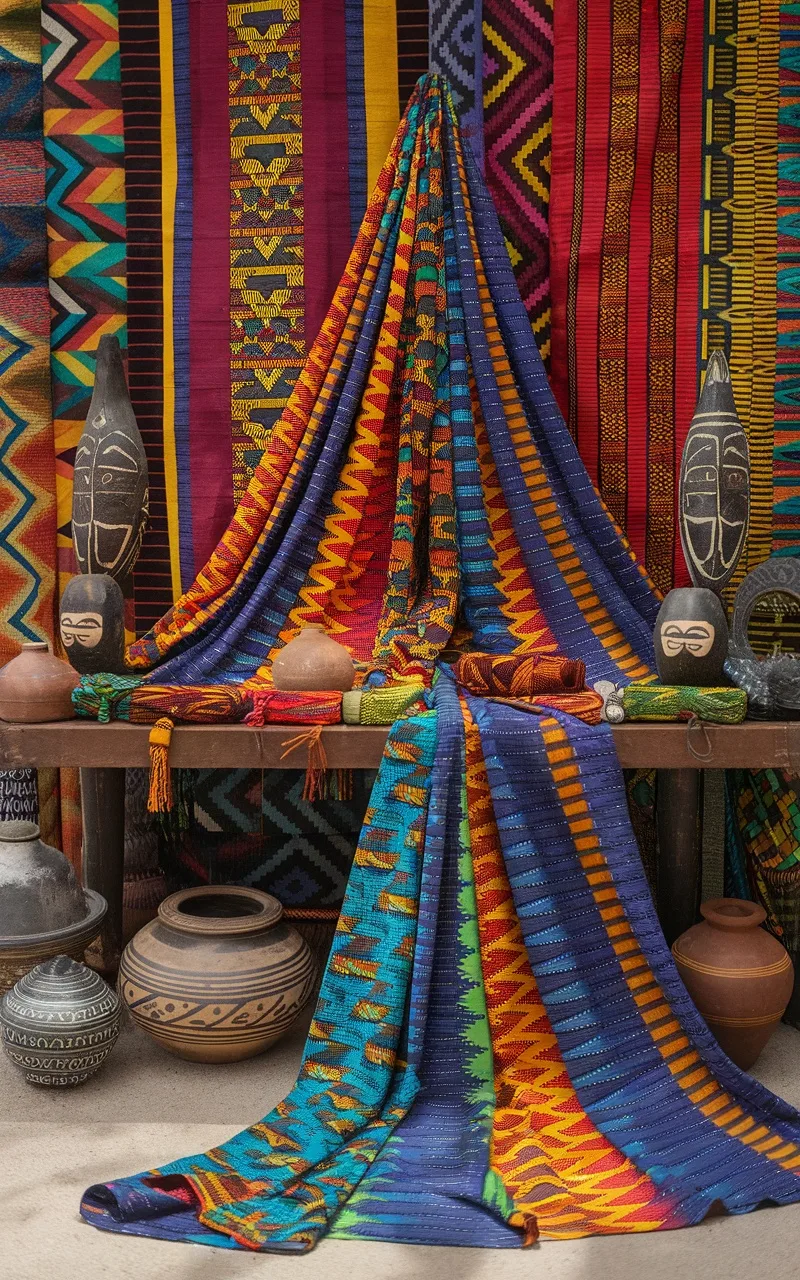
483, 0, 553, 361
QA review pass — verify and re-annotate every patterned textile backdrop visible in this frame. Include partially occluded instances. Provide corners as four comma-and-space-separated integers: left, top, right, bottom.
482, 0, 553, 362
0, 0, 57, 661
42, 0, 127, 606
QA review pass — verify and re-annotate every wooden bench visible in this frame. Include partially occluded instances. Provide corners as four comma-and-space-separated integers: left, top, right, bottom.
3, 719, 796, 965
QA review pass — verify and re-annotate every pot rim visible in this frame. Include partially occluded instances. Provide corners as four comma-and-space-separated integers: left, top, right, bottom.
700, 897, 767, 931
0, 889, 106, 949
158, 886, 283, 936
0, 820, 40, 842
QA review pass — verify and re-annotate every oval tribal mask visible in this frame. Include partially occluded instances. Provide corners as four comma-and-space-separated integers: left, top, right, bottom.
679, 350, 749, 593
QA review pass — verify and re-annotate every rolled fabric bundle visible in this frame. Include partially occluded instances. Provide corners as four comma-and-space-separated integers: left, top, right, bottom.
244, 689, 342, 726
128, 684, 253, 724
453, 652, 586, 698
342, 685, 425, 725
72, 673, 142, 723
622, 683, 747, 724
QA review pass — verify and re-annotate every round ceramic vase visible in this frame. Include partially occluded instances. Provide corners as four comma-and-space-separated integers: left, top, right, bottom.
271, 625, 355, 692
0, 642, 78, 722
118, 886, 317, 1063
1, 955, 120, 1086
672, 898, 794, 1070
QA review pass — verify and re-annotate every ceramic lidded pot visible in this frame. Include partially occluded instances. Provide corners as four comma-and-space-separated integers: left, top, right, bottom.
0, 820, 107, 993
118, 886, 317, 1063
271, 624, 355, 692
0, 955, 120, 1087
0, 642, 79, 722
653, 588, 729, 686
672, 898, 794, 1070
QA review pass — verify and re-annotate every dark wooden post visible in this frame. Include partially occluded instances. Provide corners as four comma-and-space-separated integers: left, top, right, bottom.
656, 768, 702, 947
80, 766, 126, 972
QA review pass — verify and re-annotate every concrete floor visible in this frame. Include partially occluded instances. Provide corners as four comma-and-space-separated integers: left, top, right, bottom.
2, 1009, 800, 1280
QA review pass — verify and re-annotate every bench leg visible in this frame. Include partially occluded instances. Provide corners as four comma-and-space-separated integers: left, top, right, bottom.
80, 766, 126, 972
656, 767, 702, 947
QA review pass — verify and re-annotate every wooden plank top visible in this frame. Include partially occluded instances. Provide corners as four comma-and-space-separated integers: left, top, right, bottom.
0, 718, 798, 771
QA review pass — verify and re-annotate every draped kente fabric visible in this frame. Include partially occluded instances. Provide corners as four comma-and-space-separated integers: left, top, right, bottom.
81, 77, 800, 1254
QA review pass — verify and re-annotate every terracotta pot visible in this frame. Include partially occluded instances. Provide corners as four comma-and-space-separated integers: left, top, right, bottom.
0, 820, 107, 993
118, 886, 317, 1063
0, 642, 79, 722
1, 955, 120, 1087
672, 897, 794, 1070
272, 624, 355, 692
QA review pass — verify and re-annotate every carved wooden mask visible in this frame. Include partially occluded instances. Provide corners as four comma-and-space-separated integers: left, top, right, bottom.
72, 337, 148, 592
679, 350, 749, 592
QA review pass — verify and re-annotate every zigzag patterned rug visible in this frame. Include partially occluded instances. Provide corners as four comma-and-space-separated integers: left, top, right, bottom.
81, 75, 800, 1253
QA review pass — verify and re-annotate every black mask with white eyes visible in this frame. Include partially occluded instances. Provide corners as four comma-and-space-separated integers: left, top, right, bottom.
679, 350, 749, 592
72, 336, 149, 593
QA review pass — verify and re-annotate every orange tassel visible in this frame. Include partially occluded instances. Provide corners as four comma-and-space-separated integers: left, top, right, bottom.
280, 724, 328, 801
147, 717, 174, 813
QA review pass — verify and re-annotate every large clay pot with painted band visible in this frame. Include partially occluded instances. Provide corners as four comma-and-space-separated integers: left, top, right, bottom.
672, 898, 794, 1070
118, 886, 317, 1063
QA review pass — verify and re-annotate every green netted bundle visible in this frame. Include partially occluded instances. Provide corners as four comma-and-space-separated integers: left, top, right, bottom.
342, 685, 425, 725
621, 683, 747, 724
72, 673, 142, 723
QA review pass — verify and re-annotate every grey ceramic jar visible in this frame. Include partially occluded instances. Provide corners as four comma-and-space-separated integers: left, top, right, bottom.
0, 956, 120, 1086
0, 820, 106, 993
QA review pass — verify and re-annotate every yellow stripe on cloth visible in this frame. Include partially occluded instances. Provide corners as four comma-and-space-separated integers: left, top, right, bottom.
363, 0, 400, 195
158, 0, 182, 602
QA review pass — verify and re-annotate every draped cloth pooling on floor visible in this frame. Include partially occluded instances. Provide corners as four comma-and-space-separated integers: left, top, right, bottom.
81, 76, 800, 1252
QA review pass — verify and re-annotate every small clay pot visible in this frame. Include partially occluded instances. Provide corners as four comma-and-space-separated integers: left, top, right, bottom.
118, 886, 317, 1063
672, 897, 794, 1070
1, 955, 120, 1087
0, 642, 79, 722
271, 624, 355, 692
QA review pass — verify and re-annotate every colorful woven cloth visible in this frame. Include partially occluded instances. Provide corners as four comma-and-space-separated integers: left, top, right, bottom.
42, 0, 127, 602
483, 0, 553, 359
453, 651, 585, 697
622, 684, 748, 725
127, 685, 252, 725
71, 675, 251, 725
341, 684, 425, 723
81, 75, 800, 1252
244, 690, 342, 726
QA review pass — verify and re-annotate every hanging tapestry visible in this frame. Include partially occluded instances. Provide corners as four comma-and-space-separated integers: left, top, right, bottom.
163, 768, 376, 911
549, 0, 705, 595
483, 0, 553, 361
0, 0, 58, 661
41, 0, 127, 601
775, 1, 800, 554
81, 77, 800, 1254
429, 0, 483, 166
396, 0, 429, 106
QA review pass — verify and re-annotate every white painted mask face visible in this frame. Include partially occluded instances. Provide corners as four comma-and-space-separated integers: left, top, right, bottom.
659, 620, 715, 658
60, 612, 104, 650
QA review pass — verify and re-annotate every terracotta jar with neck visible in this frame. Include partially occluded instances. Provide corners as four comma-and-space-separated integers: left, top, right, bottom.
672, 898, 794, 1070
